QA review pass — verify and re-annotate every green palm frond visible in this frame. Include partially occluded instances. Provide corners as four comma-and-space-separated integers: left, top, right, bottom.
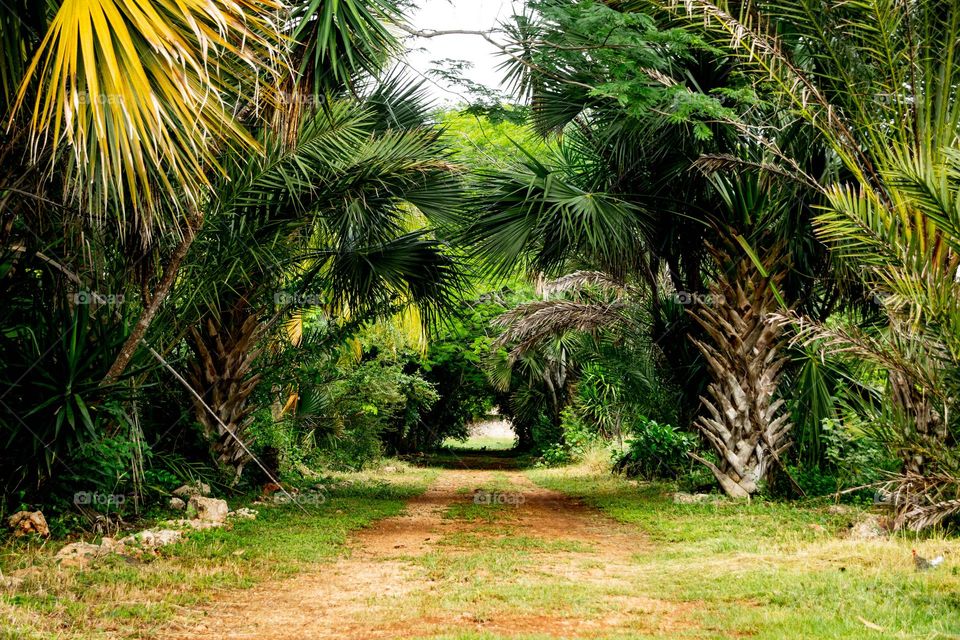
466, 151, 647, 278
290, 0, 401, 94
181, 96, 464, 331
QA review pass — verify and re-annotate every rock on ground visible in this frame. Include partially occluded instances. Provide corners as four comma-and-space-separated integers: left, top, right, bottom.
173, 482, 211, 499
848, 514, 890, 540
8, 511, 49, 538
55, 542, 105, 567
672, 492, 718, 504
118, 529, 183, 549
188, 496, 229, 523
228, 508, 258, 521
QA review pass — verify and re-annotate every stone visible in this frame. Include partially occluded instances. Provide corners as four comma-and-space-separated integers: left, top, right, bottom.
119, 529, 182, 549
172, 482, 211, 498
826, 504, 853, 516
227, 508, 258, 521
848, 514, 889, 540
7, 511, 49, 538
55, 542, 104, 567
0, 566, 41, 591
187, 496, 228, 523
162, 519, 223, 531
168, 497, 186, 511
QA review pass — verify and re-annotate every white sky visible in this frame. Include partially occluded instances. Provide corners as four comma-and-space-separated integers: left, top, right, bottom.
400, 0, 523, 105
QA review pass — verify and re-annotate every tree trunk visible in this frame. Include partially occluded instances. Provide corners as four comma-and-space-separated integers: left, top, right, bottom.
102, 210, 203, 384
688, 246, 792, 498
187, 307, 264, 483
889, 368, 948, 475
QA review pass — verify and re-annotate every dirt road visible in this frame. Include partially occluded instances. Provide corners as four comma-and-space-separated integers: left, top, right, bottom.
163, 466, 692, 639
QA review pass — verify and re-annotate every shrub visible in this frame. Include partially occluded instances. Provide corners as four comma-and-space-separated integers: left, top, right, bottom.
535, 407, 600, 466
612, 417, 695, 479
778, 417, 899, 501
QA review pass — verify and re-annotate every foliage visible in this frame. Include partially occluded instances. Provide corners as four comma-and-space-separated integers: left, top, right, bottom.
437, 110, 545, 172
8, 0, 285, 230
661, 0, 960, 523
419, 293, 508, 447
612, 417, 695, 480
536, 405, 602, 466
782, 418, 899, 501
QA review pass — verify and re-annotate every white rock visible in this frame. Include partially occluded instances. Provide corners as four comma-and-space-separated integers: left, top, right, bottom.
672, 492, 717, 504
227, 508, 258, 521
187, 496, 228, 523
848, 514, 888, 540
173, 482, 211, 498
168, 497, 186, 511
161, 518, 224, 531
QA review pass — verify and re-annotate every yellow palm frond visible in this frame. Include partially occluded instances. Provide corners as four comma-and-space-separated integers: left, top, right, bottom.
396, 303, 427, 354
13, 0, 286, 237
285, 313, 304, 347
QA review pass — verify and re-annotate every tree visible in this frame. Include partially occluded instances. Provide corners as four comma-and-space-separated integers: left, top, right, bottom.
459, 0, 840, 494
179, 89, 463, 480
666, 0, 960, 524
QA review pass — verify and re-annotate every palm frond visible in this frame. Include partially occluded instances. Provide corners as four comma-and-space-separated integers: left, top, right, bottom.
12, 0, 286, 235
494, 299, 628, 360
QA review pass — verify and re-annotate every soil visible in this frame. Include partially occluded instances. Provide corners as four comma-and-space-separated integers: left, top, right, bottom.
161, 464, 688, 639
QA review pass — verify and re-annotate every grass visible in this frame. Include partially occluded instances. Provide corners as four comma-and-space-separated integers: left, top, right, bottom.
528, 464, 960, 640
5, 460, 960, 639
441, 435, 517, 451
0, 464, 436, 640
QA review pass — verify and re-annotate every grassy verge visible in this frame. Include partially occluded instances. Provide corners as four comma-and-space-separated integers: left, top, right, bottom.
0, 465, 435, 640
441, 435, 516, 451
529, 465, 960, 639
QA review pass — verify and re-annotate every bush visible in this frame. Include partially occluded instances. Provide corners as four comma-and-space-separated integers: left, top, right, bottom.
778, 417, 899, 501
612, 417, 695, 479
535, 407, 599, 466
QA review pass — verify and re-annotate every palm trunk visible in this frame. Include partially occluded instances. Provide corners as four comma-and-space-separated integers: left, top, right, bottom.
187, 308, 264, 483
890, 368, 948, 475
689, 247, 792, 498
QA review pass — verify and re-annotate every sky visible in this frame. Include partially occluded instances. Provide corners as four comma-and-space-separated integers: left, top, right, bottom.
400, 0, 523, 104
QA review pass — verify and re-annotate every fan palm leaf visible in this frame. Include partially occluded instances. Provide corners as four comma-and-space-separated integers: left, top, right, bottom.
10, 0, 285, 236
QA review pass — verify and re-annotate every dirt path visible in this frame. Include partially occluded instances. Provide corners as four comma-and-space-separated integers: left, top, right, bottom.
163, 467, 690, 639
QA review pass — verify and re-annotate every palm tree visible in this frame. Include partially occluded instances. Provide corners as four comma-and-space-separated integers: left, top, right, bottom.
665, 0, 960, 524
463, 0, 841, 494
0, 0, 454, 492
175, 82, 462, 480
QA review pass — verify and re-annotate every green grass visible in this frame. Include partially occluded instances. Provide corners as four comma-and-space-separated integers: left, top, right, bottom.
6, 462, 960, 639
528, 466, 960, 640
0, 467, 435, 639
441, 435, 516, 451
